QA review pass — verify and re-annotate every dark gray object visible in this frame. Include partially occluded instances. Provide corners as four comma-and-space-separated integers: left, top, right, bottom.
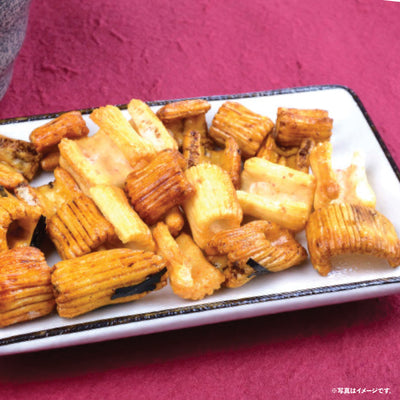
0, 0, 31, 100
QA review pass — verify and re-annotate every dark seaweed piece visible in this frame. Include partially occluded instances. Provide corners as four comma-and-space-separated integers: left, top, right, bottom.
111, 267, 167, 300
0, 185, 8, 197
30, 215, 47, 248
247, 258, 272, 278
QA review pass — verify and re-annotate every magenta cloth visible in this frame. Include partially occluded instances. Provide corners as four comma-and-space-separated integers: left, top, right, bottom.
1, 0, 400, 399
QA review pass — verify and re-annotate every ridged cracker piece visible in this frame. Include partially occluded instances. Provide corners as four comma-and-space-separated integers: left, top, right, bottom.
30, 111, 89, 154
205, 220, 307, 288
47, 192, 117, 259
51, 248, 168, 318
209, 101, 273, 158
156, 99, 211, 122
125, 149, 194, 226
0, 247, 55, 327
274, 107, 333, 147
183, 163, 242, 249
306, 203, 400, 276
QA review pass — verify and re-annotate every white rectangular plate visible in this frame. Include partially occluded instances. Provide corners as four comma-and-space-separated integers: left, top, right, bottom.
1, 85, 400, 356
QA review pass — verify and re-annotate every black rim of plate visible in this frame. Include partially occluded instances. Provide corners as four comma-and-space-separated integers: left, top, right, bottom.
1, 84, 400, 348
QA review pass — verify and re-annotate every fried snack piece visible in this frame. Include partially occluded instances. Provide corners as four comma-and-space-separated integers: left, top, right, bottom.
209, 101, 274, 158
29, 111, 89, 154
306, 203, 400, 276
183, 113, 215, 151
257, 135, 293, 163
257, 134, 314, 173
156, 99, 211, 121
47, 192, 117, 259
0, 247, 55, 327
125, 149, 194, 226
164, 206, 185, 237
153, 222, 224, 300
90, 105, 156, 165
0, 134, 41, 181
182, 128, 206, 168
181, 127, 241, 188
335, 152, 376, 207
309, 141, 339, 208
89, 185, 155, 252
127, 99, 178, 151
295, 138, 315, 172
157, 99, 214, 154
205, 220, 307, 288
164, 119, 185, 149
0, 187, 42, 252
0, 162, 25, 189
237, 157, 316, 231
59, 130, 134, 195
274, 107, 333, 147
51, 248, 168, 318
310, 142, 376, 210
183, 163, 243, 249
40, 150, 60, 171
14, 167, 81, 218
207, 137, 241, 189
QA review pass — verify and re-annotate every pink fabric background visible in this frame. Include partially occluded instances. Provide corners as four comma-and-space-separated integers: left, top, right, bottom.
1, 0, 400, 399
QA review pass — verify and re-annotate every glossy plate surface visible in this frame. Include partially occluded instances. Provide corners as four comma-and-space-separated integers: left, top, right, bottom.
1, 85, 400, 356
